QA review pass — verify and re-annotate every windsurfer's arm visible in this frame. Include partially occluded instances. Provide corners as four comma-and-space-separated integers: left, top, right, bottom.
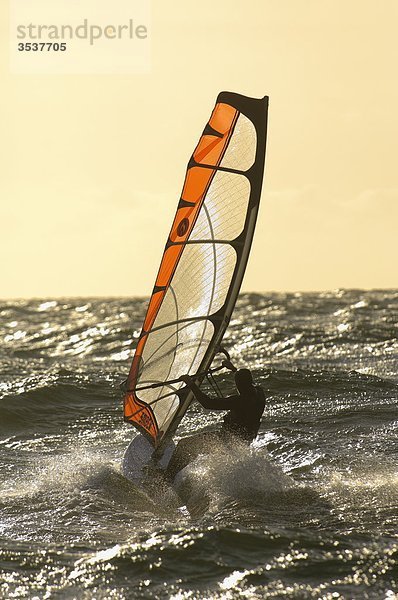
180, 376, 239, 410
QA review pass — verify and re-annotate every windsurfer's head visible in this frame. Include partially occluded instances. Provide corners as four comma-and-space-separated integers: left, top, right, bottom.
234, 368, 254, 393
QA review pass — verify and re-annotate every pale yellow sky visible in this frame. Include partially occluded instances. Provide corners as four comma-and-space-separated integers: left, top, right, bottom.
1, 0, 397, 297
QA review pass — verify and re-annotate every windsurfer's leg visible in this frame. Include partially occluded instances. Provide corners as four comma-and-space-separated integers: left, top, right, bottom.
165, 431, 219, 481
165, 438, 192, 481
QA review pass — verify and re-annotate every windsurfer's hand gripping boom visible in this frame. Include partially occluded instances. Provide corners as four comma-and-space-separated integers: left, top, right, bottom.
221, 358, 237, 372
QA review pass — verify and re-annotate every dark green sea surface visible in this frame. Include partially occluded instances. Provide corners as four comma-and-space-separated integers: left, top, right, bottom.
0, 290, 397, 599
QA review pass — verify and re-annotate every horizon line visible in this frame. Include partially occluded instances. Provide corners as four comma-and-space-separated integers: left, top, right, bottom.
1, 286, 397, 302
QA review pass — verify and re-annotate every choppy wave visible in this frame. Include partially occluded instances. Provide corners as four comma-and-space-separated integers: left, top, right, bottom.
0, 291, 397, 598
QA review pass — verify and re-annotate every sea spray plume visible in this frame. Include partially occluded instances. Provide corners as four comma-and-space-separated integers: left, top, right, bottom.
173, 439, 296, 517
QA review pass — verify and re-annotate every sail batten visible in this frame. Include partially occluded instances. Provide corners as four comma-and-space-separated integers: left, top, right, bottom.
124, 92, 268, 447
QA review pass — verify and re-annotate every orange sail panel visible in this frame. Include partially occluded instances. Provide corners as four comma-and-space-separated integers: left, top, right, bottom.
124, 92, 269, 447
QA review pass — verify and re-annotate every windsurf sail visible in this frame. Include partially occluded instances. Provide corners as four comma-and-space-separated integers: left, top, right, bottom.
124, 91, 269, 448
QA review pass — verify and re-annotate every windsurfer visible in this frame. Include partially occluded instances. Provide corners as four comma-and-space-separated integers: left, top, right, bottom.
165, 368, 266, 481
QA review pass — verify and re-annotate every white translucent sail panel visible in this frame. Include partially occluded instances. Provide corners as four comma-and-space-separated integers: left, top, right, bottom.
190, 170, 250, 241
154, 243, 237, 328
137, 319, 215, 433
220, 113, 257, 172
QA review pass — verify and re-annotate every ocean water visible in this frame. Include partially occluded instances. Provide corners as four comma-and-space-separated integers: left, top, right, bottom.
0, 290, 397, 599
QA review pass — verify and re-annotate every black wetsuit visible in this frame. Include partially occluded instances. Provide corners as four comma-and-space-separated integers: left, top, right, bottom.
165, 382, 266, 480
191, 382, 266, 443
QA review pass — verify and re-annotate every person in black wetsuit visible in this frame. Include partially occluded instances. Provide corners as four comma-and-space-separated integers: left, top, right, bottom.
165, 368, 266, 481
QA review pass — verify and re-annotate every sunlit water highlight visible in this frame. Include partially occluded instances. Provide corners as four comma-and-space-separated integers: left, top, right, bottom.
0, 290, 397, 598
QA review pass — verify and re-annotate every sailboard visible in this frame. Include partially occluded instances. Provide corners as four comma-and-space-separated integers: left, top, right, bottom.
123, 91, 269, 452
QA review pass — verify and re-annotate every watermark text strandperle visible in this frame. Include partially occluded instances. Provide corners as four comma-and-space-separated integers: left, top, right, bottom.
16, 19, 148, 46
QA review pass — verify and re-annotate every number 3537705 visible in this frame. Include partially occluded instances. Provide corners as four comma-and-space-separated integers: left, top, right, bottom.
18, 42, 67, 51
